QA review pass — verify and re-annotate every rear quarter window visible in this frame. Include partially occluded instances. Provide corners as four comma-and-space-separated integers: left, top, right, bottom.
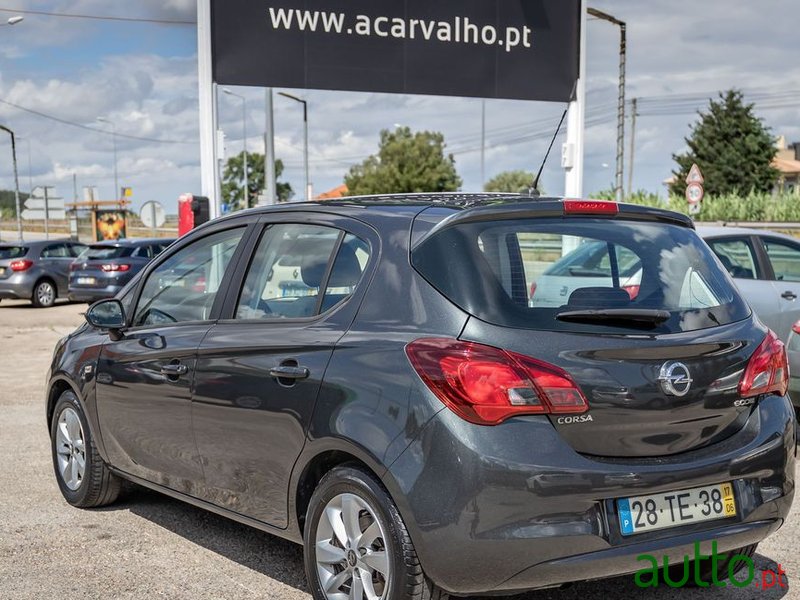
0, 246, 27, 259
412, 218, 751, 335
85, 246, 131, 260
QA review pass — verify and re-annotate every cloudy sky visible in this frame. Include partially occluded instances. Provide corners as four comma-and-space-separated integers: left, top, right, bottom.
0, 0, 798, 214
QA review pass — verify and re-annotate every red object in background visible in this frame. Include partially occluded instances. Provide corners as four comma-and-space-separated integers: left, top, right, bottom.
178, 193, 196, 237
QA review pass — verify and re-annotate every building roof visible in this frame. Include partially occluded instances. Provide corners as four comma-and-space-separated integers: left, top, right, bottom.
315, 184, 349, 201
773, 157, 800, 176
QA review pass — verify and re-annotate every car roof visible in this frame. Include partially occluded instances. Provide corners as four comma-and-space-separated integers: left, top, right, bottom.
90, 238, 175, 247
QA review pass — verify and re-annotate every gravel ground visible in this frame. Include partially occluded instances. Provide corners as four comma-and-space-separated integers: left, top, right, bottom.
0, 299, 797, 599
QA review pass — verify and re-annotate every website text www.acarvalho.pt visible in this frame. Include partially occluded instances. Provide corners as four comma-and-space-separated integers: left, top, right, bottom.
267, 7, 534, 54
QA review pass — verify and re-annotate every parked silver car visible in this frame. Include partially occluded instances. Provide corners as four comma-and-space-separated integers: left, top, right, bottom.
700, 227, 800, 404
0, 239, 87, 307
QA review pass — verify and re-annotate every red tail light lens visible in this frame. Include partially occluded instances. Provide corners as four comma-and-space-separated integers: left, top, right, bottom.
70, 263, 80, 271
793, 320, 800, 335
738, 330, 789, 399
405, 338, 588, 425
563, 200, 619, 216
529, 282, 537, 299
9, 259, 33, 272
101, 264, 130, 272
622, 284, 640, 300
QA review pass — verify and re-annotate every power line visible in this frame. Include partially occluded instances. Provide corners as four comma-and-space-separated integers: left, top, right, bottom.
0, 98, 196, 145
0, 7, 195, 25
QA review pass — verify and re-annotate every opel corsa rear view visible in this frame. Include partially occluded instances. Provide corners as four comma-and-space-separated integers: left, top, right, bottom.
47, 195, 795, 599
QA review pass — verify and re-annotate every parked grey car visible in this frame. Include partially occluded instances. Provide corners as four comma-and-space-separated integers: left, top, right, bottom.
698, 227, 800, 403
0, 239, 86, 307
47, 195, 794, 598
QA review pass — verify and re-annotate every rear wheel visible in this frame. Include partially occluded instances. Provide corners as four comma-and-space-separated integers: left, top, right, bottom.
304, 465, 447, 600
32, 279, 56, 308
50, 390, 121, 507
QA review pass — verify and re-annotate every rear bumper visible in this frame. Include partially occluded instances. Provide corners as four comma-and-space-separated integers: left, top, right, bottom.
386, 395, 795, 596
68, 285, 121, 302
0, 275, 34, 299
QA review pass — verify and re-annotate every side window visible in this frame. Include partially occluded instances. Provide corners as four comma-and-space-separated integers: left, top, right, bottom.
133, 246, 153, 259
706, 238, 757, 280
133, 228, 244, 326
69, 243, 87, 257
320, 234, 371, 313
763, 238, 800, 282
41, 243, 70, 258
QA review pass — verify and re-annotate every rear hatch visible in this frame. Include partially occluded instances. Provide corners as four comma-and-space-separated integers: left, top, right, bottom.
0, 245, 29, 280
70, 244, 131, 287
410, 200, 778, 458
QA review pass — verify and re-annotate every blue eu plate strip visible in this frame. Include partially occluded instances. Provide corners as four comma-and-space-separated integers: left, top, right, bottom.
618, 498, 634, 536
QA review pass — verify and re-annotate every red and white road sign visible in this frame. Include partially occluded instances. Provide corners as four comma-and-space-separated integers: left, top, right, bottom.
686, 163, 704, 185
686, 182, 705, 205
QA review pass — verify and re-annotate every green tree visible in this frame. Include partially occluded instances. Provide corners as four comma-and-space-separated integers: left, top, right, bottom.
484, 170, 539, 194
670, 90, 778, 197
0, 190, 29, 218
345, 127, 461, 196
222, 151, 293, 210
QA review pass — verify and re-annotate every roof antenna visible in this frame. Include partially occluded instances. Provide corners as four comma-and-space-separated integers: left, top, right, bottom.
530, 105, 569, 197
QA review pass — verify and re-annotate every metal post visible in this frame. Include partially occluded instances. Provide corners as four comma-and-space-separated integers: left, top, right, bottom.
628, 98, 638, 196
303, 101, 310, 202
197, 0, 221, 218
564, 0, 587, 200
264, 88, 277, 205
480, 99, 486, 189
150, 202, 157, 238
43, 186, 49, 240
0, 125, 23, 241
242, 100, 249, 207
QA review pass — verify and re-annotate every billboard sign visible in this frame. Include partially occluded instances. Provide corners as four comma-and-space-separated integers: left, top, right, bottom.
212, 0, 581, 103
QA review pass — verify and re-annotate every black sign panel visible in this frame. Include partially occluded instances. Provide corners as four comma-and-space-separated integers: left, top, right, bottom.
212, 0, 580, 102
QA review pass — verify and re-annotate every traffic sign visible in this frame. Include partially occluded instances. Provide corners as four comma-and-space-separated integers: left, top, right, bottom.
23, 198, 65, 211
686, 182, 705, 205
686, 164, 704, 185
140, 201, 166, 229
21, 208, 66, 221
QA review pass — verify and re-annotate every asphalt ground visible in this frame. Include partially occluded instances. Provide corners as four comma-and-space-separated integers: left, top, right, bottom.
0, 298, 797, 599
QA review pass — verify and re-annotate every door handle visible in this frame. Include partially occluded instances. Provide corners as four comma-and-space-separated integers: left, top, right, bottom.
161, 363, 189, 376
269, 365, 310, 380
782, 291, 798, 301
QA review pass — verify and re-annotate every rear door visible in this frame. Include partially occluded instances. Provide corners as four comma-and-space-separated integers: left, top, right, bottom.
704, 236, 780, 332
191, 215, 375, 527
95, 224, 251, 489
39, 242, 74, 294
413, 210, 761, 458
759, 235, 800, 341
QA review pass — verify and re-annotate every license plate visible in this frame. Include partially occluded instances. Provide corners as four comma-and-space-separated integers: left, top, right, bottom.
617, 482, 736, 536
76, 277, 96, 285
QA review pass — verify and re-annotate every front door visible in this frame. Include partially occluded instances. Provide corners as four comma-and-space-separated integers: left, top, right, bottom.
192, 219, 373, 527
761, 236, 800, 340
95, 226, 247, 492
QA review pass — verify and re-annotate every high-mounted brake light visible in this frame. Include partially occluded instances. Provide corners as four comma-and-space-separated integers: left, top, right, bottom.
101, 264, 130, 272
406, 338, 588, 426
563, 200, 619, 216
9, 259, 33, 272
738, 330, 788, 399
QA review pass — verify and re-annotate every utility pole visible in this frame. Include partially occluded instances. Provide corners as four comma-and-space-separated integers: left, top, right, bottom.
588, 7, 626, 202
264, 88, 277, 205
480, 99, 486, 189
628, 98, 638, 196
0, 124, 23, 241
43, 186, 49, 240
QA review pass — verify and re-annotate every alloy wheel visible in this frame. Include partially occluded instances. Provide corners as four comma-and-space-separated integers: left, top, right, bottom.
37, 282, 55, 306
55, 407, 86, 491
315, 492, 391, 600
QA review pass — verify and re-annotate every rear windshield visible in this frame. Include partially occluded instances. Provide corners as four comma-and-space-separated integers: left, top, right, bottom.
84, 245, 131, 260
0, 246, 27, 259
411, 218, 751, 334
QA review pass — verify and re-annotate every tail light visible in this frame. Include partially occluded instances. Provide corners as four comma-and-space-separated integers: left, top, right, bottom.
622, 284, 640, 300
405, 338, 588, 426
9, 259, 33, 272
70, 263, 80, 271
529, 282, 537, 299
738, 330, 789, 398
101, 264, 131, 272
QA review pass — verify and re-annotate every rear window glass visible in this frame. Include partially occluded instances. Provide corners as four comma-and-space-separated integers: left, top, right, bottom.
0, 246, 27, 259
84, 245, 131, 260
412, 218, 751, 334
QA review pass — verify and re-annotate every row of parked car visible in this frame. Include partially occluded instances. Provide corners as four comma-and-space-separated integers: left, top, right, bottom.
0, 237, 174, 308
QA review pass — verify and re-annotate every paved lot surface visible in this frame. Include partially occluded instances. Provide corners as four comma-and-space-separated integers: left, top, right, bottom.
0, 299, 797, 599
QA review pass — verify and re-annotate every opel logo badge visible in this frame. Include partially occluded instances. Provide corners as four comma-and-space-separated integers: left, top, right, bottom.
658, 362, 693, 397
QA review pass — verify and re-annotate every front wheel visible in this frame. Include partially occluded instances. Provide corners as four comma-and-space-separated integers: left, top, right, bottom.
50, 391, 121, 507
304, 465, 447, 600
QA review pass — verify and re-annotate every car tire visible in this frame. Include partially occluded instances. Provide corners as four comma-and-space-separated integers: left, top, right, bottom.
666, 543, 757, 587
304, 465, 448, 600
50, 390, 121, 508
32, 279, 57, 308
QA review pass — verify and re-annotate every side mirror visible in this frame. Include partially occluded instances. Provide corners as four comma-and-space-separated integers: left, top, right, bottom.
85, 299, 126, 339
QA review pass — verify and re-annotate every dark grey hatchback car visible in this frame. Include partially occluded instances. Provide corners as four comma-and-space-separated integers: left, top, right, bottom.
47, 195, 795, 599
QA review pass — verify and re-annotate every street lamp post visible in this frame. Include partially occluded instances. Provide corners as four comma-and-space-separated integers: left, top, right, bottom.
588, 7, 627, 203
0, 15, 24, 27
278, 92, 310, 202
17, 136, 32, 193
0, 125, 23, 241
96, 117, 119, 201
223, 88, 250, 209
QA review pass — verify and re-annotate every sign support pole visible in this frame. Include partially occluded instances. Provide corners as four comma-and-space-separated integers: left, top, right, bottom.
263, 88, 277, 205
197, 0, 221, 219
563, 0, 587, 201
